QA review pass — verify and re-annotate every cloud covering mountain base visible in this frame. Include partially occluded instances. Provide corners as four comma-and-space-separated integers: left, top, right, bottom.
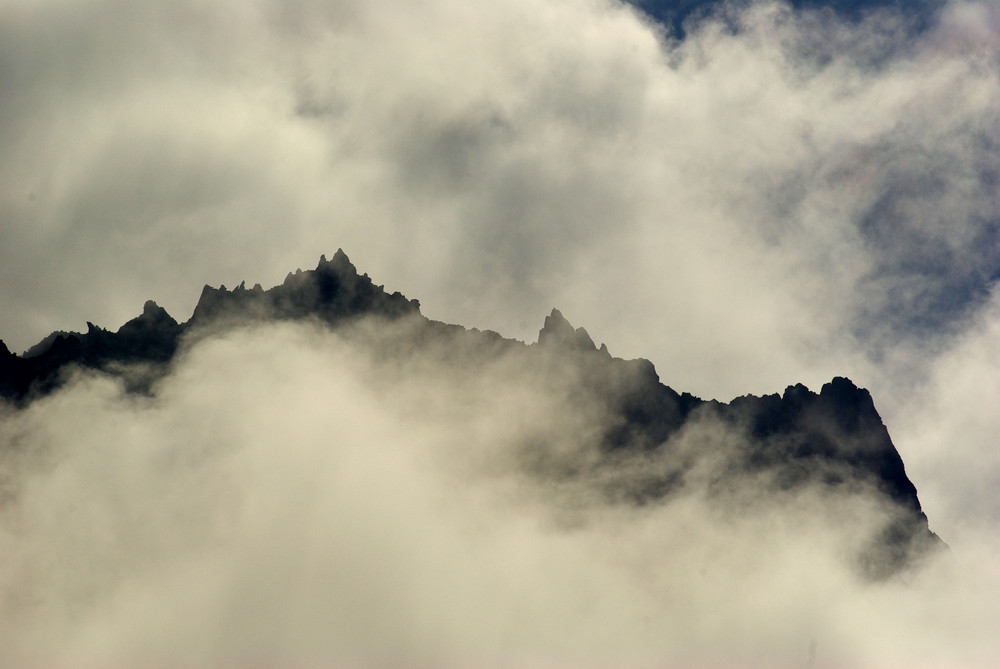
0, 314, 995, 668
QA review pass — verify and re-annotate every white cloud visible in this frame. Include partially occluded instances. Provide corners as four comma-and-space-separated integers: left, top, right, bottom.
891, 286, 1000, 535
1, 0, 1000, 662
2, 0, 996, 395
1, 319, 997, 667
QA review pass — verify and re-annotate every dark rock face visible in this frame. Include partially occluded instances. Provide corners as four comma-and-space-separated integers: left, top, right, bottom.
190, 250, 419, 327
713, 378, 944, 578
0, 305, 181, 401
527, 317, 943, 576
722, 378, 917, 505
538, 308, 600, 352
0, 250, 945, 578
0, 251, 418, 403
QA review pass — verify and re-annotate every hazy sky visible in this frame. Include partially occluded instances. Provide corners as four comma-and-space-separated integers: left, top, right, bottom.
2, 0, 1000, 665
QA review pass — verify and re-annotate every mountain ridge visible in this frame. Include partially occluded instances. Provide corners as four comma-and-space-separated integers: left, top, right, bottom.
0, 251, 945, 578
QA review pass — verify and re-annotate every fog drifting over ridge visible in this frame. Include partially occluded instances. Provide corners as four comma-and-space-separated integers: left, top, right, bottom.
0, 317, 995, 667
2, 0, 1000, 664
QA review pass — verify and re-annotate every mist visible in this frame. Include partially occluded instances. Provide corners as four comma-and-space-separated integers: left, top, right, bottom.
0, 318, 996, 667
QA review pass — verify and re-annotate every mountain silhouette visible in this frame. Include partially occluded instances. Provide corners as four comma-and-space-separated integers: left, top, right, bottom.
0, 251, 945, 579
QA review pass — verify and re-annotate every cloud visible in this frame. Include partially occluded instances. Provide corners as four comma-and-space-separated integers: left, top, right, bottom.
0, 0, 996, 396
891, 285, 1000, 535
1, 318, 996, 667
1, 0, 999, 663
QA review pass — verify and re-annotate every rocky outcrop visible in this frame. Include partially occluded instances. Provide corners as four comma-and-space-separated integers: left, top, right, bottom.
189, 250, 419, 328
0, 251, 418, 402
722, 377, 918, 506
528, 312, 943, 577
0, 302, 182, 401
537, 308, 601, 352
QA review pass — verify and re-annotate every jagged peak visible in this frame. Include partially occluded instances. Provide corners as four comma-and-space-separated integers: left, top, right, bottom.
122, 301, 178, 330
197, 283, 222, 301
191, 283, 231, 323
317, 248, 357, 275
816, 376, 886, 436
782, 382, 811, 399
775, 378, 882, 427
21, 330, 75, 359
820, 376, 869, 403
537, 308, 597, 352
540, 308, 573, 337
186, 249, 419, 328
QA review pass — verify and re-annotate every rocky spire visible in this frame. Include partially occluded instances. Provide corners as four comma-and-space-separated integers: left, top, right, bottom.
190, 251, 419, 328
537, 308, 599, 352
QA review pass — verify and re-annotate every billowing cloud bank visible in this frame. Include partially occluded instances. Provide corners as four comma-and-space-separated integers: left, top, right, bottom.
2, 0, 1000, 665
2, 0, 998, 386
0, 319, 996, 667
